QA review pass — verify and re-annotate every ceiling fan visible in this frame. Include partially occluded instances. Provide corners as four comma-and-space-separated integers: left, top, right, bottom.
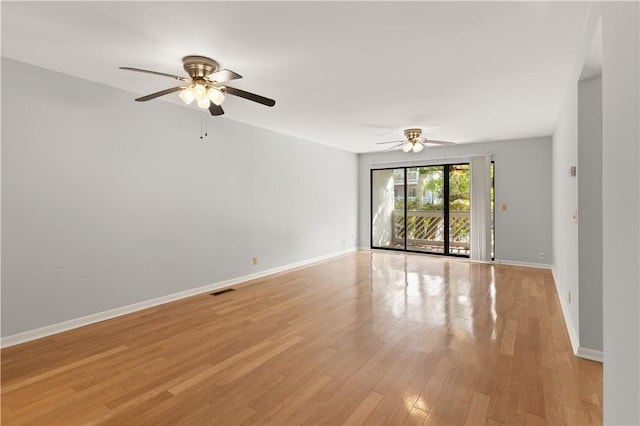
376, 128, 455, 153
120, 55, 275, 116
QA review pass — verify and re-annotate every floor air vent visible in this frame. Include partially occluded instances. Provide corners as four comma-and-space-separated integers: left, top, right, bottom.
211, 288, 236, 296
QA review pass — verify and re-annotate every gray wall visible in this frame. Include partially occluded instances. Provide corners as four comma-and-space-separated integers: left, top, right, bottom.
1, 58, 358, 337
601, 3, 639, 424
358, 137, 553, 266
554, 3, 639, 423
552, 13, 607, 358
578, 77, 603, 352
552, 78, 580, 347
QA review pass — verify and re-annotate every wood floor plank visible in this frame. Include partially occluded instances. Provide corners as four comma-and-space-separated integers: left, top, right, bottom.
216, 335, 304, 385
403, 406, 429, 425
242, 352, 334, 414
363, 410, 388, 426
382, 370, 433, 425
464, 392, 490, 426
541, 366, 567, 425
439, 398, 471, 426
500, 319, 518, 356
1, 345, 128, 393
306, 359, 386, 425
564, 404, 587, 425
248, 373, 333, 424
525, 411, 547, 425
166, 340, 272, 395
343, 390, 385, 425
283, 387, 333, 425
0, 251, 602, 425
373, 350, 437, 417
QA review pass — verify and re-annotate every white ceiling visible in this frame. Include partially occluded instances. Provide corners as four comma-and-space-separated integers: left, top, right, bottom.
1, 1, 590, 153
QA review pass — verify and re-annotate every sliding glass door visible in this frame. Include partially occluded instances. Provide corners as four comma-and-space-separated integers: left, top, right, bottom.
406, 166, 445, 253
371, 168, 404, 249
371, 164, 471, 257
448, 164, 470, 255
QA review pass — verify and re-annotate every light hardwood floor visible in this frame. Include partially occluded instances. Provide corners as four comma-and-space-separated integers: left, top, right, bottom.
1, 251, 602, 425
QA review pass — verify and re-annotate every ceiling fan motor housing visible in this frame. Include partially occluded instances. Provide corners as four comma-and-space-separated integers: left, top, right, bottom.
182, 56, 220, 79
404, 128, 423, 140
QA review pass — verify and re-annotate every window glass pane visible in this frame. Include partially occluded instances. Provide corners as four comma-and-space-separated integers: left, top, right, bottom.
372, 169, 404, 249
406, 166, 445, 254
448, 164, 470, 255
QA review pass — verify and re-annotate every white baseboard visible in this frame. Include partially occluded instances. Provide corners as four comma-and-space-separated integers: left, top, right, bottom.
577, 347, 603, 363
551, 267, 580, 355
493, 259, 552, 269
0, 248, 357, 349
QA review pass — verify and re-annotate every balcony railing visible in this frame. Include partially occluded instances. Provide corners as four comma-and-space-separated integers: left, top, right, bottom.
391, 210, 470, 254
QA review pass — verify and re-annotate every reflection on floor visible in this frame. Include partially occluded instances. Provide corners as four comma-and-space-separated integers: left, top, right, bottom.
387, 242, 470, 255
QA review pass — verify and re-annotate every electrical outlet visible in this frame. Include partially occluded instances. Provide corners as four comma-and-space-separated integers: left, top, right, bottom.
553, 254, 557, 264
568, 291, 572, 304
539, 252, 546, 260
252, 257, 258, 265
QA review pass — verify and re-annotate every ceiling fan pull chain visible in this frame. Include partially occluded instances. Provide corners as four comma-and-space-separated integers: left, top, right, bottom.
199, 111, 209, 140
200, 111, 204, 140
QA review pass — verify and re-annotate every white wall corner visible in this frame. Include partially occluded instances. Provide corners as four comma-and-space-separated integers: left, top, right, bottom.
551, 267, 580, 355
0, 247, 357, 349
577, 347, 603, 363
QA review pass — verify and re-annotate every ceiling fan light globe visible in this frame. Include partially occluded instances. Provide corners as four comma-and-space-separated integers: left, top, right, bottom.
402, 142, 413, 153
197, 98, 210, 109
178, 87, 195, 104
413, 142, 424, 153
193, 83, 208, 101
207, 88, 225, 105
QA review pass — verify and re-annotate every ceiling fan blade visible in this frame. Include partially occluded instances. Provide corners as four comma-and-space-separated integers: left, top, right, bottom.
424, 139, 456, 145
120, 67, 190, 82
208, 102, 224, 116
383, 143, 404, 152
376, 140, 405, 145
224, 86, 276, 107
209, 69, 242, 83
135, 86, 184, 102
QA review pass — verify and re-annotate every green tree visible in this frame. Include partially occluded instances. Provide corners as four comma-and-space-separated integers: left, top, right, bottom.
419, 167, 444, 210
